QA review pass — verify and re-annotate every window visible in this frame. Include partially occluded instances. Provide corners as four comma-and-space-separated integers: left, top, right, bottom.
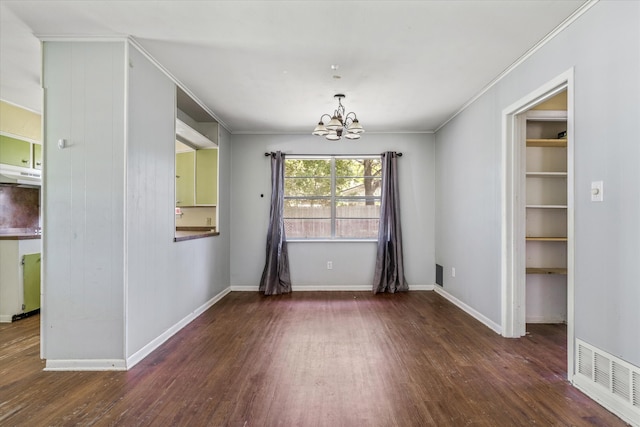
284, 156, 382, 239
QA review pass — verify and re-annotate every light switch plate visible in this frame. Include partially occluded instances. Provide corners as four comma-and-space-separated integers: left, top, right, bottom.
591, 181, 603, 202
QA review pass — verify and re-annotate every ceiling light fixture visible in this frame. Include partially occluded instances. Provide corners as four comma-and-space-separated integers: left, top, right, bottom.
312, 94, 364, 141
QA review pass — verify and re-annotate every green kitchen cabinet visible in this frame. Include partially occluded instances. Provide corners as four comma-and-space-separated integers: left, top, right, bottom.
0, 134, 31, 168
22, 253, 41, 313
33, 143, 42, 170
176, 151, 195, 206
195, 148, 218, 205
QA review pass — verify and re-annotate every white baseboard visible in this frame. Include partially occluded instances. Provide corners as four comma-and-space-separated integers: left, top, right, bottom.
526, 316, 566, 324
45, 359, 127, 371
0, 314, 13, 323
231, 284, 434, 292
433, 285, 502, 334
411, 284, 434, 291
231, 285, 259, 291
573, 339, 640, 427
125, 286, 231, 370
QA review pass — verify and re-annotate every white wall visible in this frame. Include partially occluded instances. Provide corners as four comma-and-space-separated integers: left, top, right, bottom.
42, 40, 232, 367
435, 1, 640, 366
230, 133, 435, 289
125, 45, 232, 355
42, 41, 126, 360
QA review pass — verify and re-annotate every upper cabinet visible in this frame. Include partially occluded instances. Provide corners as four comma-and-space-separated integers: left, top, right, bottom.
33, 144, 42, 170
0, 135, 32, 168
195, 148, 217, 205
0, 101, 42, 171
175, 87, 219, 208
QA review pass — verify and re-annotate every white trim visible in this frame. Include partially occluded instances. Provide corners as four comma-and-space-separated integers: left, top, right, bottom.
230, 285, 434, 292
231, 130, 435, 135
574, 378, 640, 427
434, 0, 597, 133
0, 98, 42, 115
501, 68, 575, 378
36, 35, 229, 132
125, 287, 231, 369
126, 38, 229, 132
45, 359, 127, 371
0, 130, 41, 145
122, 37, 131, 378
0, 315, 13, 323
434, 286, 502, 335
526, 316, 567, 324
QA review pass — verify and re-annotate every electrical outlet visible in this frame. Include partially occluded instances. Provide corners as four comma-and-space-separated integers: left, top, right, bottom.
327, 261, 333, 270
451, 267, 456, 278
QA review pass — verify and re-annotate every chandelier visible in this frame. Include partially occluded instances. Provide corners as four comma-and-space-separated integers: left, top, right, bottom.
312, 94, 365, 140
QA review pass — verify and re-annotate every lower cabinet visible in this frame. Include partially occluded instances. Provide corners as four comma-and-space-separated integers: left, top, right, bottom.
0, 134, 32, 168
0, 239, 41, 322
23, 253, 41, 313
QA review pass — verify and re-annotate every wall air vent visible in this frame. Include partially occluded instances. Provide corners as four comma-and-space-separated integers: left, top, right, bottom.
436, 264, 443, 286
574, 339, 640, 426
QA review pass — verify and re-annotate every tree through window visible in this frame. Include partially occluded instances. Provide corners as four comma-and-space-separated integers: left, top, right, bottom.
284, 156, 381, 239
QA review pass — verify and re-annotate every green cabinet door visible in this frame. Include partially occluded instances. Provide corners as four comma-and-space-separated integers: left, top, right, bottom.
23, 253, 41, 313
0, 135, 32, 168
176, 151, 195, 206
196, 148, 218, 205
33, 143, 42, 170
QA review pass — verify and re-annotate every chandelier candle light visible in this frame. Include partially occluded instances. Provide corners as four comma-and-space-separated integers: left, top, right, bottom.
312, 94, 365, 140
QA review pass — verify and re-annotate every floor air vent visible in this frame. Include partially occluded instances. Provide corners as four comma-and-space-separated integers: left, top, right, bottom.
574, 339, 640, 426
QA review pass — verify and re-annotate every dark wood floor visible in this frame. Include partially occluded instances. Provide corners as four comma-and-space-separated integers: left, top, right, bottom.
0, 291, 627, 426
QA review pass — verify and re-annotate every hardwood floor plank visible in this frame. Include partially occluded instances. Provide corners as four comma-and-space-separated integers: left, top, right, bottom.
0, 292, 629, 426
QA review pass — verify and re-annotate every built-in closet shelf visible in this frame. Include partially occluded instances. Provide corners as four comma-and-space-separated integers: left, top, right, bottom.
526, 205, 568, 209
526, 237, 567, 242
526, 172, 567, 177
526, 138, 567, 147
526, 267, 568, 275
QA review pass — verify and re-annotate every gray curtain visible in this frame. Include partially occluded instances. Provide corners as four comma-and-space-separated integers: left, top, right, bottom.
259, 151, 292, 295
373, 151, 408, 293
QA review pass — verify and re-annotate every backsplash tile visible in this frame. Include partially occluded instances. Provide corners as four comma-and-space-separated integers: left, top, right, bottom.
0, 184, 40, 230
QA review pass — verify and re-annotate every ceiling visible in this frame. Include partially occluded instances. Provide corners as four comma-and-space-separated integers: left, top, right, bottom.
0, 1, 587, 134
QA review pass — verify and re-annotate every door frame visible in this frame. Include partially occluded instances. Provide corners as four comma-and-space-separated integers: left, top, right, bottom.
501, 68, 575, 379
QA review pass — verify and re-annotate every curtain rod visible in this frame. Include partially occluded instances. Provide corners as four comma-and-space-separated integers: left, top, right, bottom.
264, 152, 402, 157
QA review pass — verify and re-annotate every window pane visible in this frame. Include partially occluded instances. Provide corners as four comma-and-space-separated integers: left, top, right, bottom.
336, 219, 379, 238
335, 177, 381, 197
336, 199, 380, 218
285, 159, 331, 177
285, 219, 331, 238
285, 177, 331, 196
335, 158, 382, 177
284, 199, 331, 218
284, 156, 381, 240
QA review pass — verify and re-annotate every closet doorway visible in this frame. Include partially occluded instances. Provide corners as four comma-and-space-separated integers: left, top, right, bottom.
502, 69, 575, 379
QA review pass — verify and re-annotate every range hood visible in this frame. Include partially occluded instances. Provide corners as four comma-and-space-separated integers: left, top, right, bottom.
175, 118, 216, 149
0, 164, 41, 185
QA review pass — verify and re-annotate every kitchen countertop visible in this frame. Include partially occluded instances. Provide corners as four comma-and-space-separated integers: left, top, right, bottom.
0, 234, 41, 240
174, 226, 219, 242
0, 229, 41, 240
